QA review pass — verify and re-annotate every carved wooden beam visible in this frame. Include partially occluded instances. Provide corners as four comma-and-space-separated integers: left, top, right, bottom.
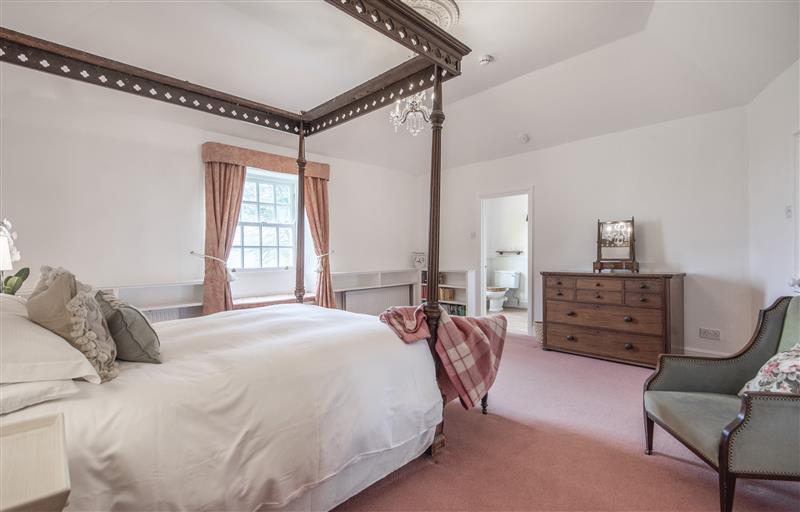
323, 0, 470, 77
303, 56, 430, 123
306, 62, 454, 135
0, 27, 302, 135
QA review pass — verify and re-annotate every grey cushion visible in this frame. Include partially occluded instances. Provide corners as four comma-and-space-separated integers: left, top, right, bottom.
95, 291, 161, 364
644, 391, 742, 464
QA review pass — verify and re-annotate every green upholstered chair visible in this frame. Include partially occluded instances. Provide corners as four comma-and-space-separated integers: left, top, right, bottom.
643, 296, 799, 512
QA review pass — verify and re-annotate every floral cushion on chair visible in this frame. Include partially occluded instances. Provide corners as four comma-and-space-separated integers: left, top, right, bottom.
740, 343, 800, 395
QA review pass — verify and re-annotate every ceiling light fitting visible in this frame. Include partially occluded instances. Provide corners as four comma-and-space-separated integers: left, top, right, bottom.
389, 90, 432, 136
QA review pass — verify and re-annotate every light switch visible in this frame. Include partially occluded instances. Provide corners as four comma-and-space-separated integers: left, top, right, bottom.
786, 205, 793, 219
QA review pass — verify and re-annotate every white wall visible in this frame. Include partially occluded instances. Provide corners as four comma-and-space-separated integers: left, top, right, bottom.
421, 107, 753, 355
746, 61, 799, 307
0, 67, 420, 297
484, 194, 528, 305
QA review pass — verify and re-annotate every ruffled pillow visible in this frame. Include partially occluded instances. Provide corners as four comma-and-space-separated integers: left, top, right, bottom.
740, 343, 800, 395
26, 266, 119, 382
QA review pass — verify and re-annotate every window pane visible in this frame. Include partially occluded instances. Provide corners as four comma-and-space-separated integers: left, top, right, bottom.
243, 225, 260, 246
277, 205, 292, 224
259, 204, 276, 223
243, 181, 257, 202
275, 185, 291, 204
259, 183, 274, 204
228, 248, 242, 269
243, 248, 261, 268
278, 227, 292, 246
262, 226, 278, 246
240, 203, 258, 222
279, 248, 293, 267
232, 225, 242, 246
262, 247, 278, 268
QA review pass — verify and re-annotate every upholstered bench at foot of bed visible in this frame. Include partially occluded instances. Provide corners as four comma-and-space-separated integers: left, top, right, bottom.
644, 391, 741, 464
233, 293, 316, 310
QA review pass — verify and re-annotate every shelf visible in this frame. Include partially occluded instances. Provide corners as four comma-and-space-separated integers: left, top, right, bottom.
139, 302, 202, 311
439, 300, 466, 306
334, 282, 415, 293
438, 284, 466, 289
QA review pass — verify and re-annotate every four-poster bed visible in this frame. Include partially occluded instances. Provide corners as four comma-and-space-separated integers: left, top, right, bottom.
0, 0, 470, 458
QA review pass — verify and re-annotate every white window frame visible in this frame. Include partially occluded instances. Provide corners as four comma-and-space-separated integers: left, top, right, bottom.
228, 168, 297, 271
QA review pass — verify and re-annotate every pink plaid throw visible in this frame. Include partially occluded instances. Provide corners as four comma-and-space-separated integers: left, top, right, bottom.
379, 305, 507, 410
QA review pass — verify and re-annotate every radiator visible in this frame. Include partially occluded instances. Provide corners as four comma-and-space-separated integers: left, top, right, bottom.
143, 306, 202, 323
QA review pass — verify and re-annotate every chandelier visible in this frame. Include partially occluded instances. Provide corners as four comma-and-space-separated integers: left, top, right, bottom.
389, 90, 432, 136
388, 1, 457, 136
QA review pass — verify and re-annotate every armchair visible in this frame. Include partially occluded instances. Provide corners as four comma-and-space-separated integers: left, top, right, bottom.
643, 296, 799, 512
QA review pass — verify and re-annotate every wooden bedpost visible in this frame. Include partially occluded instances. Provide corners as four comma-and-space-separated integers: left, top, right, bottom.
424, 66, 446, 455
295, 124, 306, 304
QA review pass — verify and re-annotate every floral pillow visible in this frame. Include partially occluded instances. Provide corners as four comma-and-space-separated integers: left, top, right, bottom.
740, 343, 800, 395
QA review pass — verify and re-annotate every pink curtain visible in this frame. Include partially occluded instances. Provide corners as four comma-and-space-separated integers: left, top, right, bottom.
305, 176, 336, 308
202, 161, 246, 315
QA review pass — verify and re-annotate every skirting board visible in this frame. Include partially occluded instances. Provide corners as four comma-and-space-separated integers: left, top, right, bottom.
683, 346, 730, 357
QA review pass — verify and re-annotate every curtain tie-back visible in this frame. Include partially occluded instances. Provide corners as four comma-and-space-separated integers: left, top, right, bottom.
314, 253, 329, 273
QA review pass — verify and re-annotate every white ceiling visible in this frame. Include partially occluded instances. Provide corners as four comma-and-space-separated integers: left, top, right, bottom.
1, 1, 798, 174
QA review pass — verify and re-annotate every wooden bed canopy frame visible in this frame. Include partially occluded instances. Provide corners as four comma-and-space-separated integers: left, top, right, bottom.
0, 0, 471, 453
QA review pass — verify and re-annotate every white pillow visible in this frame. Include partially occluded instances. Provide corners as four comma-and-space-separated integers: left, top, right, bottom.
0, 294, 28, 316
1, 311, 100, 384
0, 380, 79, 414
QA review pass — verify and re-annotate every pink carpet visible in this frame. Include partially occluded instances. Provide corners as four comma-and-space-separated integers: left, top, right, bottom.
337, 335, 799, 511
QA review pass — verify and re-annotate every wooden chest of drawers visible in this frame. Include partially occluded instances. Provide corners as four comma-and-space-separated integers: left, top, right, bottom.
541, 272, 684, 368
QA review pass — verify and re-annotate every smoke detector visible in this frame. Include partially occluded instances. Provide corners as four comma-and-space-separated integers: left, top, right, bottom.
518, 133, 531, 144
479, 54, 494, 66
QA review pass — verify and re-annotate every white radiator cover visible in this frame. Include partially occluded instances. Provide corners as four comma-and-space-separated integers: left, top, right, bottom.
143, 306, 202, 323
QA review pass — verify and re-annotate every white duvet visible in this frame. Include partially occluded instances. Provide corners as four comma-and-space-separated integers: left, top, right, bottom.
4, 305, 442, 511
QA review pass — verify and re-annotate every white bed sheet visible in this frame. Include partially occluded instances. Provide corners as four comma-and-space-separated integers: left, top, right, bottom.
2, 304, 442, 511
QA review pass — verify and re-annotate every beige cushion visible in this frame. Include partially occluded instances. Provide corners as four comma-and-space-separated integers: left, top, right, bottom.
95, 291, 161, 364
26, 267, 119, 382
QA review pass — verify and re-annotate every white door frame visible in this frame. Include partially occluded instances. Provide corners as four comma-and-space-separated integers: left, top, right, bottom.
479, 188, 535, 336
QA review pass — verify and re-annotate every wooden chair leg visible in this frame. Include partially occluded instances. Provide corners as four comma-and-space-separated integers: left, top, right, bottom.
481, 393, 488, 415
719, 469, 736, 512
644, 414, 654, 455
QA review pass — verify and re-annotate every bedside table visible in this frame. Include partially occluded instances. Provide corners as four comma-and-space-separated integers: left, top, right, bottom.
1, 414, 70, 512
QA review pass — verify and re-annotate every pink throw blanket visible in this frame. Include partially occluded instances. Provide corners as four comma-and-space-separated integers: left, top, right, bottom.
380, 305, 507, 410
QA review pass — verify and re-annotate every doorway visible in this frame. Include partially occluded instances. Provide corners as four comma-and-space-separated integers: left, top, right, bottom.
480, 191, 533, 336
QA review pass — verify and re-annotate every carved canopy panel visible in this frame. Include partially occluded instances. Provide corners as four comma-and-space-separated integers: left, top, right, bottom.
0, 0, 469, 138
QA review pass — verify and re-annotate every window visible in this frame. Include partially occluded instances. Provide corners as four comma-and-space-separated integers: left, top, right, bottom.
228, 168, 296, 270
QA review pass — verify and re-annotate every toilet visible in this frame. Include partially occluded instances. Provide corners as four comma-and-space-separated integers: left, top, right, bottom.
486, 271, 520, 312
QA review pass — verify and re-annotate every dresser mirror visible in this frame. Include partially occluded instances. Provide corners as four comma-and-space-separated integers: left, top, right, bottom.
594, 218, 639, 272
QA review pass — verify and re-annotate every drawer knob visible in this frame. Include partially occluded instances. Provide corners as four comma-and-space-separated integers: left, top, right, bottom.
624, 343, 634, 351
639, 284, 648, 289
640, 297, 648, 303
556, 292, 563, 296
595, 282, 601, 287
556, 281, 562, 285
566, 311, 576, 316
623, 316, 633, 322
565, 335, 576, 341
595, 294, 602, 299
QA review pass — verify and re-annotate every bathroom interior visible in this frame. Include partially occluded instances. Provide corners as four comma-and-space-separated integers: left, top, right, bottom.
483, 193, 529, 335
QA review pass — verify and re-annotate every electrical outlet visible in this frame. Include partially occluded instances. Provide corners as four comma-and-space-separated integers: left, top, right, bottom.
699, 328, 721, 341
786, 205, 793, 219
